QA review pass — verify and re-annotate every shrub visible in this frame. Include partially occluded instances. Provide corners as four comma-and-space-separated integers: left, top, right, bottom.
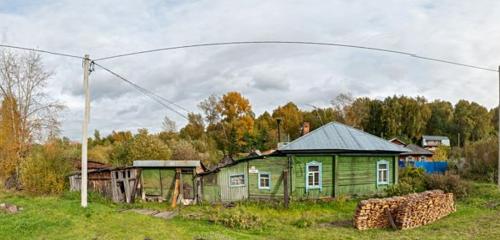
425, 173, 471, 199
385, 167, 427, 196
210, 208, 262, 229
20, 139, 75, 194
385, 181, 415, 197
462, 137, 498, 183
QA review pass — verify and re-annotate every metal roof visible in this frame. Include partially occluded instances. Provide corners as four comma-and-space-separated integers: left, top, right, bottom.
422, 135, 449, 141
400, 144, 433, 156
133, 160, 202, 168
278, 122, 409, 153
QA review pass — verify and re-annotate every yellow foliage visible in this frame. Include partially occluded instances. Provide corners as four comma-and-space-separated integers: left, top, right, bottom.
21, 139, 72, 194
0, 95, 22, 179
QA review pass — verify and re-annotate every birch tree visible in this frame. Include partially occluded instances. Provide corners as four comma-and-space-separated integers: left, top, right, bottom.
0, 51, 64, 184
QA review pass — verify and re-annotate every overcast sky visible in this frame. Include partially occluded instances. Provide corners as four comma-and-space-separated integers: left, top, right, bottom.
1, 0, 499, 140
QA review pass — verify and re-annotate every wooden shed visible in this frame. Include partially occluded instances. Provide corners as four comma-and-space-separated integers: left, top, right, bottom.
199, 122, 409, 203
133, 160, 205, 205
68, 167, 141, 203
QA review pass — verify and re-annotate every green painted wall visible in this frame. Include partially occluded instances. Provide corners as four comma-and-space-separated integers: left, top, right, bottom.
201, 173, 220, 202
142, 168, 195, 200
291, 155, 334, 199
217, 162, 248, 202
335, 155, 396, 196
247, 156, 288, 199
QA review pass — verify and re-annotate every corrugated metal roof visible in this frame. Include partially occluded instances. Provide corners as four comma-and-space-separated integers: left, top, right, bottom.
400, 144, 433, 156
278, 122, 409, 153
133, 160, 202, 168
422, 135, 449, 141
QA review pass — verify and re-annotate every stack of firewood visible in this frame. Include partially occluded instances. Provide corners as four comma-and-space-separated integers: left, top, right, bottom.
353, 196, 406, 230
394, 190, 455, 230
353, 190, 455, 230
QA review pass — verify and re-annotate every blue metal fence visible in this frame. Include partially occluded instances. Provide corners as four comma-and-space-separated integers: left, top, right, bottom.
399, 160, 448, 174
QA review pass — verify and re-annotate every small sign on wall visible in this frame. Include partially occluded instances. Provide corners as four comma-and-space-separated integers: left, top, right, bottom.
249, 166, 259, 174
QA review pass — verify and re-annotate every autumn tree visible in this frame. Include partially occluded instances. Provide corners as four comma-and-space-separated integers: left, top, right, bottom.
0, 51, 64, 186
453, 100, 492, 146
0, 95, 22, 181
180, 113, 205, 140
272, 102, 303, 141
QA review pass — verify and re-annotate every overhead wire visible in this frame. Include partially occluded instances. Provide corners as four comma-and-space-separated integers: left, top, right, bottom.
0, 43, 83, 60
92, 41, 499, 72
92, 62, 189, 120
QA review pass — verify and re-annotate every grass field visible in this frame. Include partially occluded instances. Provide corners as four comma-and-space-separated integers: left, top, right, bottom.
1, 182, 499, 240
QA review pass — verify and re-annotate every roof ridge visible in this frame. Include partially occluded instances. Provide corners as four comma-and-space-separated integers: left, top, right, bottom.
278, 121, 336, 150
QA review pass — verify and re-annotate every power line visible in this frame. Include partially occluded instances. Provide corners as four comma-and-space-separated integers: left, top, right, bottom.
0, 43, 83, 60
93, 41, 499, 72
92, 62, 189, 120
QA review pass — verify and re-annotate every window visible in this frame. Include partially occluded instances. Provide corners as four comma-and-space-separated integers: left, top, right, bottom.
258, 173, 271, 189
377, 160, 389, 185
229, 174, 245, 187
306, 162, 322, 191
420, 156, 427, 161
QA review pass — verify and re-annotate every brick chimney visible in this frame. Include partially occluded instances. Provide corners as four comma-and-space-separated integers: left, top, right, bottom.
301, 122, 310, 135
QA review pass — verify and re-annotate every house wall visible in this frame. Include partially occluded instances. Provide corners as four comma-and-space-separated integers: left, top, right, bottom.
201, 173, 220, 202
336, 155, 396, 196
247, 156, 288, 199
291, 155, 334, 199
217, 162, 248, 202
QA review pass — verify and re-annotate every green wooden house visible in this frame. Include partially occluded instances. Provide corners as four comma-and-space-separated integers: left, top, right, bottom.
199, 122, 408, 202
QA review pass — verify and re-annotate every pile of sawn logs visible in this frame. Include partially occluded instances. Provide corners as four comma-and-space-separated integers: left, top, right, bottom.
354, 190, 455, 230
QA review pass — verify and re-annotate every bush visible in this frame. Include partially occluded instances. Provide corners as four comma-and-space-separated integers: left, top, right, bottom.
385, 167, 427, 196
20, 139, 75, 194
425, 173, 471, 199
210, 208, 262, 229
462, 137, 498, 183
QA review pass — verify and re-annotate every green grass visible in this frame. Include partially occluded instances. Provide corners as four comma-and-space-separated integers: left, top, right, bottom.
1, 183, 499, 240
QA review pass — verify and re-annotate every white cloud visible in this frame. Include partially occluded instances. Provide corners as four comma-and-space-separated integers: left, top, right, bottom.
0, 0, 499, 139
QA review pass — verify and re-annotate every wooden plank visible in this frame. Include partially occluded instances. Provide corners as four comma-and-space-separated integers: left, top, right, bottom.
171, 169, 180, 208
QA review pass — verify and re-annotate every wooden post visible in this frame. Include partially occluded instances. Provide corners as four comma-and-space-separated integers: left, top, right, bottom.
171, 168, 181, 208
179, 169, 184, 204
283, 169, 289, 208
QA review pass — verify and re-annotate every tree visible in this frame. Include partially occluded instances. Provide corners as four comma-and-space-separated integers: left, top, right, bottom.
169, 139, 200, 160
344, 97, 371, 130
0, 51, 64, 153
111, 129, 171, 166
0, 95, 22, 181
331, 92, 354, 122
198, 94, 221, 126
426, 100, 454, 136
453, 100, 492, 146
162, 115, 177, 133
180, 113, 205, 140
272, 102, 303, 141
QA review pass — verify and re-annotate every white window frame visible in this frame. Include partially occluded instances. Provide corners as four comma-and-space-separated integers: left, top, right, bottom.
305, 161, 322, 191
229, 173, 245, 187
377, 160, 390, 185
258, 172, 271, 190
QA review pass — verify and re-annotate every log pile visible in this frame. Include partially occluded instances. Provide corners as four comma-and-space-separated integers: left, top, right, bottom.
395, 190, 455, 230
353, 190, 455, 230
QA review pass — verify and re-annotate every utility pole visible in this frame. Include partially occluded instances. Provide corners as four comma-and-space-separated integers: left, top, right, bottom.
81, 54, 91, 207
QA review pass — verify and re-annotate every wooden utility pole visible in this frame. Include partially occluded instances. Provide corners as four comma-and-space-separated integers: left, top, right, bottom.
81, 54, 91, 208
